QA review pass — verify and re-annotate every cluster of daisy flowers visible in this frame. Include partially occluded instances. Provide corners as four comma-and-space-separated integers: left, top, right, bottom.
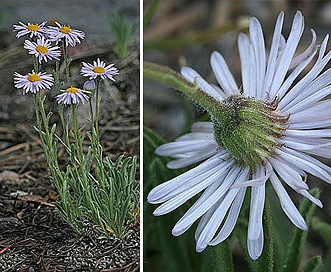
148, 10, 331, 260
12, 20, 119, 105
13, 20, 85, 46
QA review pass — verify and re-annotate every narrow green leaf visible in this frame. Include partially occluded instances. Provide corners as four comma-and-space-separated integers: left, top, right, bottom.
302, 256, 323, 272
143, 0, 160, 29
281, 188, 320, 272
312, 217, 331, 248
144, 127, 192, 270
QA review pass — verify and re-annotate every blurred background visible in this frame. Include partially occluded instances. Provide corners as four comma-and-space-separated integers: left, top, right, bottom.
143, 0, 331, 271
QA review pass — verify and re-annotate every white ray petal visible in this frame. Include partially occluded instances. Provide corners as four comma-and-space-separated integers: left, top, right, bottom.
153, 163, 228, 216
155, 139, 217, 156
277, 48, 317, 100
280, 50, 331, 110
287, 84, 331, 114
285, 128, 331, 138
172, 166, 242, 236
289, 30, 316, 69
264, 12, 284, 98
269, 11, 304, 98
167, 148, 219, 169
195, 168, 249, 251
248, 227, 264, 260
209, 187, 247, 245
181, 66, 224, 101
238, 33, 251, 96
269, 167, 307, 230
249, 17, 266, 99
210, 51, 238, 95
148, 154, 227, 203
248, 178, 265, 240
269, 157, 309, 190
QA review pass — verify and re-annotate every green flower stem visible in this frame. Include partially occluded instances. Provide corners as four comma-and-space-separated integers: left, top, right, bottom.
71, 104, 99, 217
88, 79, 101, 145
89, 99, 95, 135
37, 92, 63, 179
95, 78, 101, 141
54, 60, 70, 149
33, 93, 64, 191
88, 78, 106, 189
33, 94, 48, 154
32, 56, 39, 73
62, 43, 71, 86
71, 105, 84, 161
143, 61, 227, 121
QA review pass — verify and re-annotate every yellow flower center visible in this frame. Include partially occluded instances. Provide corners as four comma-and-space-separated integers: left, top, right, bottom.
36, 45, 49, 54
93, 66, 106, 74
27, 24, 39, 32
66, 87, 79, 93
28, 73, 41, 82
60, 25, 72, 34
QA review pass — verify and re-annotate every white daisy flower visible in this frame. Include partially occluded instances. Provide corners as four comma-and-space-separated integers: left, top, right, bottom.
24, 36, 61, 63
148, 11, 331, 260
47, 21, 85, 47
80, 58, 119, 80
13, 21, 47, 39
56, 86, 90, 105
14, 70, 54, 94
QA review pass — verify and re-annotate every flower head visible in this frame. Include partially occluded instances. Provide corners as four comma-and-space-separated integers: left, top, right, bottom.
47, 21, 85, 47
24, 36, 61, 63
56, 86, 90, 105
14, 70, 54, 94
148, 11, 331, 260
13, 21, 47, 39
80, 58, 119, 80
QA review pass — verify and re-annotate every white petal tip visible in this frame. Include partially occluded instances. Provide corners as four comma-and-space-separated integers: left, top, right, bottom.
147, 191, 161, 204
152, 210, 162, 216
195, 245, 206, 253
171, 229, 181, 237
166, 161, 182, 169
300, 224, 308, 231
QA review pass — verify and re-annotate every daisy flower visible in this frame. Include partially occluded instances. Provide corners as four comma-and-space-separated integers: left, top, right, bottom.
14, 70, 54, 94
80, 58, 119, 81
13, 21, 47, 39
24, 36, 61, 63
148, 11, 331, 260
56, 86, 90, 105
47, 21, 85, 47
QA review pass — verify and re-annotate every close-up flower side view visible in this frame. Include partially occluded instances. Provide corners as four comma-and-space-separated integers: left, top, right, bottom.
144, 0, 331, 271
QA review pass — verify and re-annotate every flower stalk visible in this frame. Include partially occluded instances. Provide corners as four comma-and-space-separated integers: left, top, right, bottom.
144, 61, 226, 118
144, 61, 287, 169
